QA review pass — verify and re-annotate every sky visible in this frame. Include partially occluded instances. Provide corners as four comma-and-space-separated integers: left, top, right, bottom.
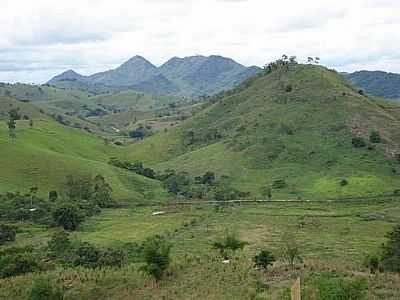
1, 0, 399, 83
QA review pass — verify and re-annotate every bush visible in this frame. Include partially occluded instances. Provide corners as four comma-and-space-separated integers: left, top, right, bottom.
272, 179, 287, 189
352, 137, 367, 148
308, 274, 367, 300
0, 248, 39, 278
369, 131, 381, 143
253, 249, 275, 270
53, 203, 85, 231
339, 179, 348, 187
48, 230, 72, 258
213, 231, 247, 259
0, 224, 16, 244
141, 236, 171, 281
29, 277, 64, 300
381, 224, 400, 272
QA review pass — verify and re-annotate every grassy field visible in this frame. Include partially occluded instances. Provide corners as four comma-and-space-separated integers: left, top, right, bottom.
2, 200, 400, 299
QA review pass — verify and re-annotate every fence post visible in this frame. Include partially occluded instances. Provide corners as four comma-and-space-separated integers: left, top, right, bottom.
291, 277, 301, 300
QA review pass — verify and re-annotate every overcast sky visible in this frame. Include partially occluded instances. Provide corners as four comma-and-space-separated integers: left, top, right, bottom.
2, 0, 399, 83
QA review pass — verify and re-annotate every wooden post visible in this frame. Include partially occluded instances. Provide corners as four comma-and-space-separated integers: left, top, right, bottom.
291, 277, 301, 300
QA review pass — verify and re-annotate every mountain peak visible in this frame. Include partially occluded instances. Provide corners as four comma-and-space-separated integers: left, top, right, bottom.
119, 56, 156, 69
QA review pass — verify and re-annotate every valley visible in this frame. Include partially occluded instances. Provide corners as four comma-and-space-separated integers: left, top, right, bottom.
1, 55, 400, 299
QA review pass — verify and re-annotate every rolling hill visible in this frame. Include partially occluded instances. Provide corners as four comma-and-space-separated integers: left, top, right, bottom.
123, 64, 400, 199
345, 70, 400, 100
47, 55, 262, 97
0, 96, 168, 202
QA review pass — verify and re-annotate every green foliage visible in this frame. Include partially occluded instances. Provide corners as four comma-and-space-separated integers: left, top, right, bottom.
369, 131, 381, 144
272, 179, 287, 189
253, 249, 275, 270
363, 254, 380, 274
53, 203, 85, 231
92, 175, 114, 208
0, 247, 39, 278
141, 235, 171, 281
340, 178, 349, 187
260, 186, 272, 199
0, 224, 16, 244
352, 137, 367, 148
307, 274, 368, 300
29, 277, 64, 300
281, 232, 302, 267
381, 224, 400, 272
109, 158, 156, 179
213, 231, 247, 258
48, 230, 72, 257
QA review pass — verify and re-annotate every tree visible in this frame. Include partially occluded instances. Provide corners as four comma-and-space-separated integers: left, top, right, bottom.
281, 232, 302, 267
53, 203, 85, 231
92, 175, 113, 207
253, 249, 275, 270
141, 236, 171, 281
0, 224, 16, 244
352, 137, 367, 148
29, 119, 34, 129
47, 230, 72, 256
212, 231, 247, 259
370, 131, 382, 144
260, 186, 272, 200
7, 117, 16, 139
307, 57, 314, 64
48, 191, 58, 202
65, 175, 93, 200
315, 57, 320, 64
381, 224, 400, 272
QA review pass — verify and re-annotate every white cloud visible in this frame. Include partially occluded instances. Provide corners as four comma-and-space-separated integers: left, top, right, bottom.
1, 0, 399, 83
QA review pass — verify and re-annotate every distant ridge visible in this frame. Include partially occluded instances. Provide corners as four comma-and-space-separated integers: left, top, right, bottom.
47, 55, 262, 97
345, 70, 400, 100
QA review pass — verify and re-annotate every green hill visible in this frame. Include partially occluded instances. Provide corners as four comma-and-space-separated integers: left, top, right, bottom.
124, 64, 400, 199
0, 97, 167, 202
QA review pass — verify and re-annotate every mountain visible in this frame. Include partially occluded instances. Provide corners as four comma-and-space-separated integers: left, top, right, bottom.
345, 70, 400, 99
0, 96, 167, 202
47, 55, 262, 97
124, 63, 400, 199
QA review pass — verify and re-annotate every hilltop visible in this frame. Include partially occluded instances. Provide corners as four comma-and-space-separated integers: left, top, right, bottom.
124, 63, 400, 199
47, 55, 262, 97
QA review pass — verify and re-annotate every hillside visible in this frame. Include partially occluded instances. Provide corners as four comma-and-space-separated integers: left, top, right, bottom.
0, 97, 167, 202
47, 55, 262, 97
124, 64, 400, 199
345, 70, 400, 99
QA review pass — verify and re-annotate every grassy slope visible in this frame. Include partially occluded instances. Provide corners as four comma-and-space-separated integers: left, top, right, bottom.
124, 65, 400, 199
0, 97, 167, 202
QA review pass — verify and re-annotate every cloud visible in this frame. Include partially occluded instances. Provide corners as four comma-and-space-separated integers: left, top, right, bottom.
0, 0, 399, 83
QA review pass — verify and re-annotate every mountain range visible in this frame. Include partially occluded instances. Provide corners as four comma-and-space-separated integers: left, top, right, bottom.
47, 55, 262, 97
345, 70, 400, 99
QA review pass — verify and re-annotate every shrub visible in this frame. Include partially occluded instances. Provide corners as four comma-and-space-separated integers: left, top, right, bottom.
213, 231, 247, 259
352, 137, 367, 148
308, 274, 368, 300
272, 179, 287, 189
29, 277, 64, 300
369, 131, 381, 143
381, 224, 400, 272
0, 249, 39, 278
281, 232, 302, 267
48, 230, 72, 257
339, 179, 348, 187
253, 249, 275, 270
141, 236, 171, 281
0, 224, 16, 244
